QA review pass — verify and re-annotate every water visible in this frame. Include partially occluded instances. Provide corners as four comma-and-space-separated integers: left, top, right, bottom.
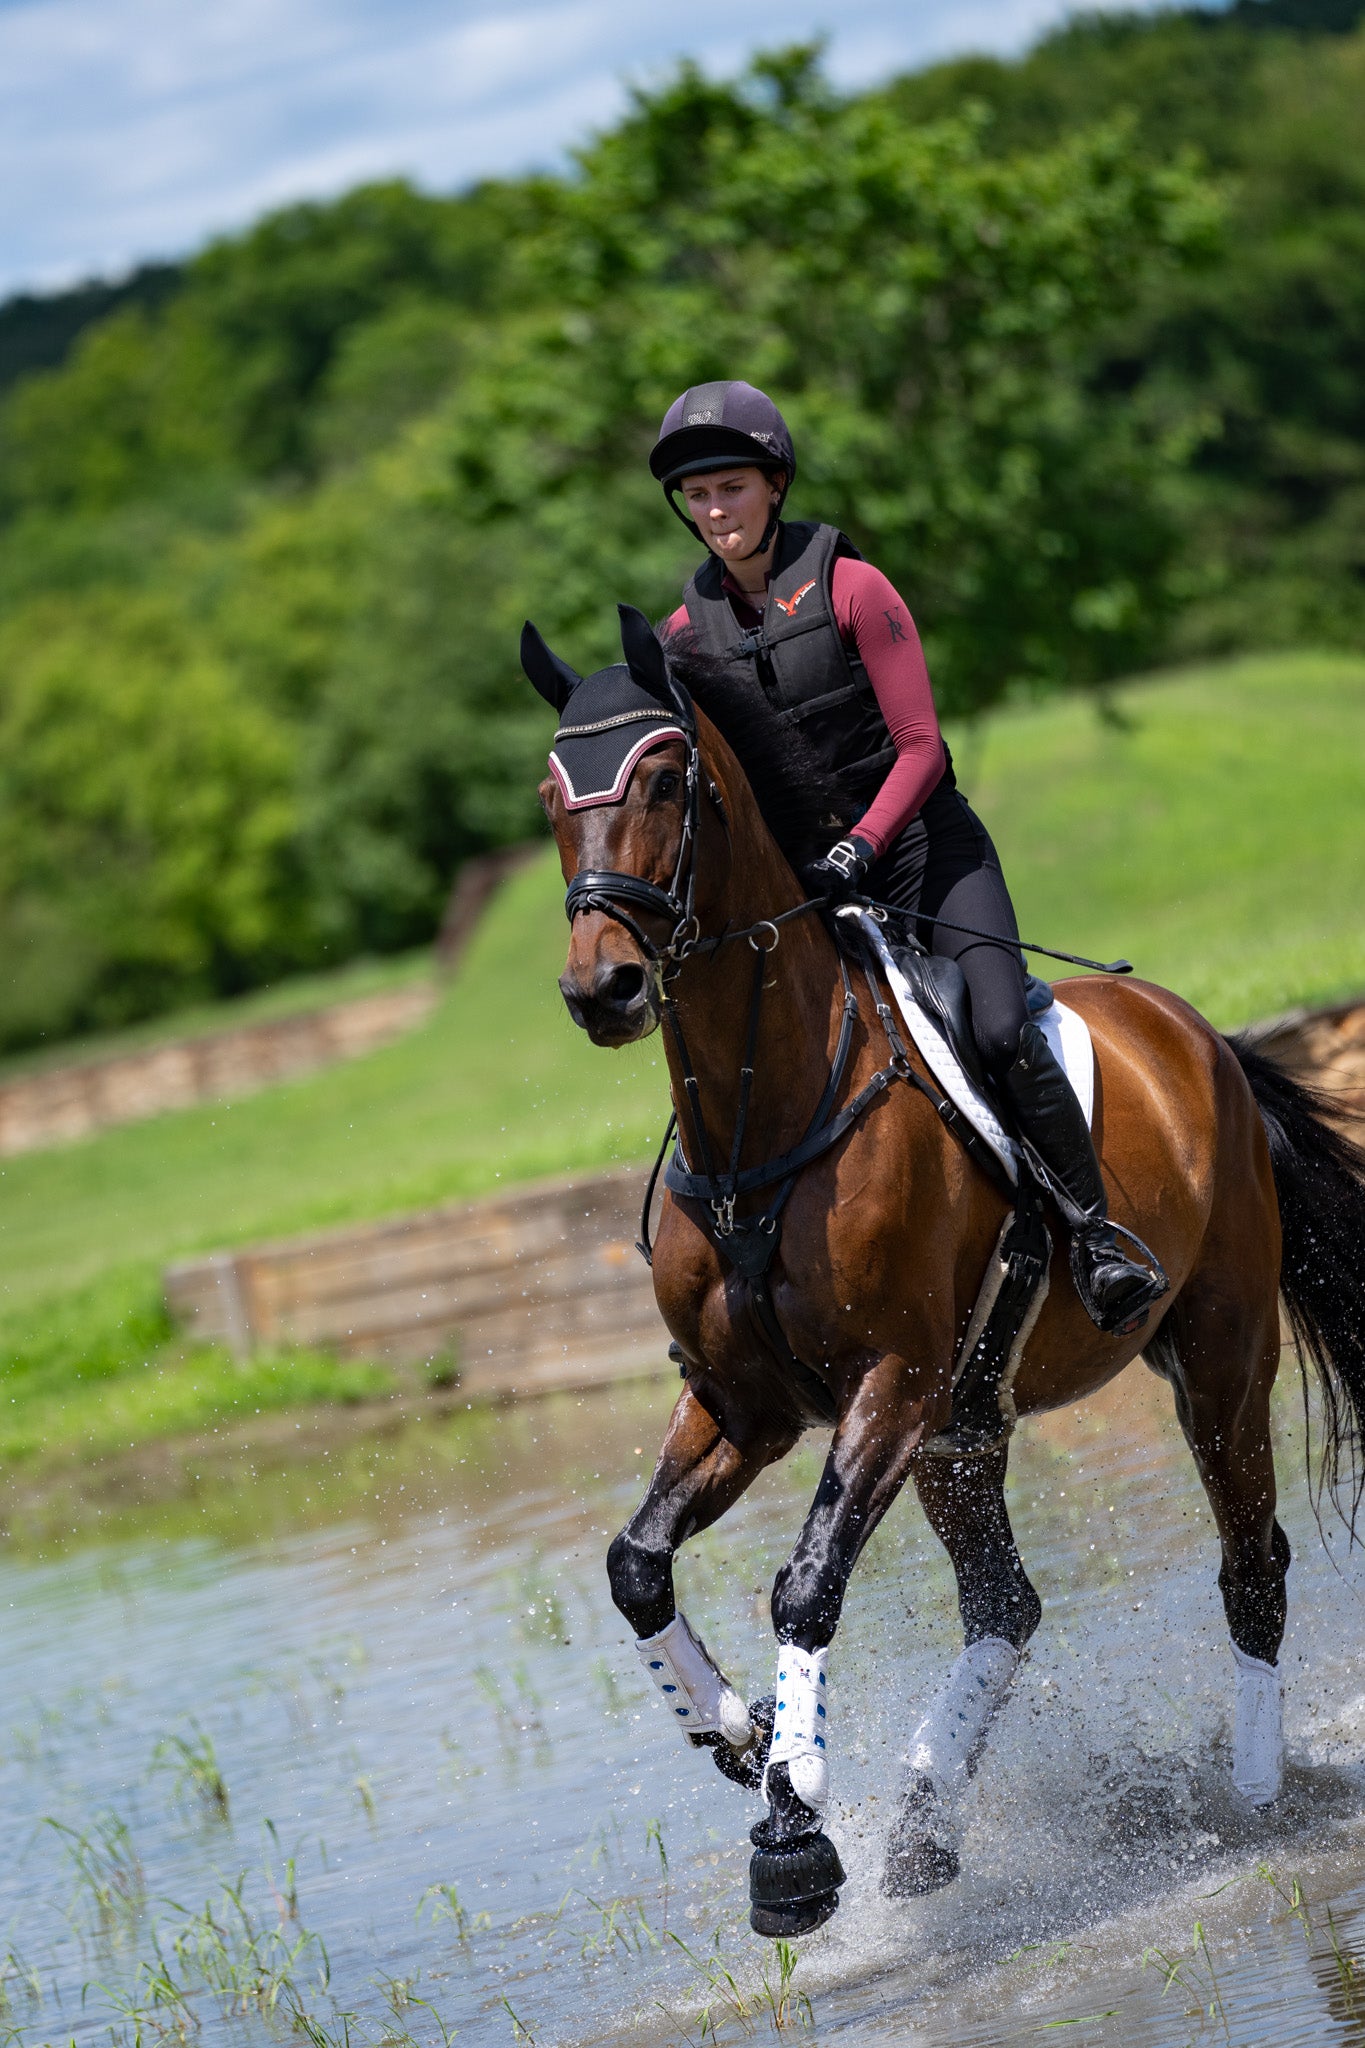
4, 1366, 1365, 2046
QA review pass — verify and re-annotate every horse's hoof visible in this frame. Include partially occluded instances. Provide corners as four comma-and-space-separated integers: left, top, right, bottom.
748, 1822, 844, 1940
882, 1778, 960, 1898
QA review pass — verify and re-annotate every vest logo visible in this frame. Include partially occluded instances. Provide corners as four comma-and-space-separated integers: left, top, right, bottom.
774, 579, 817, 617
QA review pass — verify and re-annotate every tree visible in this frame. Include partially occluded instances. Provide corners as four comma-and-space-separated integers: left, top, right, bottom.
432, 49, 1219, 710
0, 591, 305, 1046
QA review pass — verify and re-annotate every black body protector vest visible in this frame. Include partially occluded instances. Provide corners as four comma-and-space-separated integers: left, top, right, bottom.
682, 522, 948, 826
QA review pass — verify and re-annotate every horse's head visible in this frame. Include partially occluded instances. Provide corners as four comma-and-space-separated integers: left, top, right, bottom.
525, 606, 717, 1048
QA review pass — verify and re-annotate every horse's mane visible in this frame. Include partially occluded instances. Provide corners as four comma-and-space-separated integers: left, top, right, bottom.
661, 637, 850, 867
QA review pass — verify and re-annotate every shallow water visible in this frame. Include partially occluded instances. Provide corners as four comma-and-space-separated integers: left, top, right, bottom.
4, 1367, 1365, 2047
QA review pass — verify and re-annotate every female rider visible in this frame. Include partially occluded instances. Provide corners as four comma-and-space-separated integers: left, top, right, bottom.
651, 379, 1165, 1337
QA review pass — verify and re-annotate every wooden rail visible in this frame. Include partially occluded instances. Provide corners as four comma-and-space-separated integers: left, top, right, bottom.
0, 984, 435, 1158
164, 1166, 669, 1398
0, 842, 539, 1159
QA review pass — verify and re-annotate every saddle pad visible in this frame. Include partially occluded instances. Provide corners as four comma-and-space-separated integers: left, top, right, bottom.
841, 908, 1095, 1183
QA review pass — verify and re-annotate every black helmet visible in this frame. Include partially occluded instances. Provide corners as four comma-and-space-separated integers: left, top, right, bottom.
649, 380, 795, 552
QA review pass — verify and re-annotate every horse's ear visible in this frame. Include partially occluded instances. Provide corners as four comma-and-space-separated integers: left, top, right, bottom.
520, 621, 579, 713
618, 604, 691, 725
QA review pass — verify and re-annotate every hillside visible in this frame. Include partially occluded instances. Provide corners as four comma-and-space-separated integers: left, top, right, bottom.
0, 648, 1360, 1469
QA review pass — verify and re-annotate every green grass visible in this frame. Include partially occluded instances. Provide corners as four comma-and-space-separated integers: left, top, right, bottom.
958, 651, 1365, 1025
1, 648, 1361, 1472
0, 944, 434, 1083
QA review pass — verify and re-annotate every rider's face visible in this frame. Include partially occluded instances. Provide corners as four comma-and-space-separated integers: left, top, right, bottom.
680, 467, 783, 566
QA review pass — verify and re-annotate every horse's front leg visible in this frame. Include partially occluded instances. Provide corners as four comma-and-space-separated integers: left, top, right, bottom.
752, 1353, 937, 1937
607, 1382, 795, 1785
881, 1443, 1041, 1898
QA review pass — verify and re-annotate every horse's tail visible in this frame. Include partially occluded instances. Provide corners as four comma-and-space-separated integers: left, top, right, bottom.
1229, 1033, 1365, 1518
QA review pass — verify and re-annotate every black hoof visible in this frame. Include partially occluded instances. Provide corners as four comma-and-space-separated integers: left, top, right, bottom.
882, 1779, 960, 1899
749, 1822, 844, 1940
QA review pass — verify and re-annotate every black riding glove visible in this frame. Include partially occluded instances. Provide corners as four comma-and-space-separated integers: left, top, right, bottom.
800, 835, 875, 903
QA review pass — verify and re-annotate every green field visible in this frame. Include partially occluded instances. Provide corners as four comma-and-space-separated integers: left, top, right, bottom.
1, 649, 1361, 1470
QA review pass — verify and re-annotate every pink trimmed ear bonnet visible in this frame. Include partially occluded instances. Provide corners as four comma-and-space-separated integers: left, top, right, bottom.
521, 610, 693, 810
548, 668, 685, 808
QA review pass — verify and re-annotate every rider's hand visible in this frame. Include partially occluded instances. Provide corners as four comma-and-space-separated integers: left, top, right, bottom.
800, 835, 875, 903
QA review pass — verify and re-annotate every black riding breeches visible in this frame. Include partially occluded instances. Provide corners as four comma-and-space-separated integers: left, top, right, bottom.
866, 779, 1028, 1075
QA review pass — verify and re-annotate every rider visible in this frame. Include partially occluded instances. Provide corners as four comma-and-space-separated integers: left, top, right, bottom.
650, 379, 1166, 1337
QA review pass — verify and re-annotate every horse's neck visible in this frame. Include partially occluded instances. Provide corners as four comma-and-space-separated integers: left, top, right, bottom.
664, 806, 842, 1176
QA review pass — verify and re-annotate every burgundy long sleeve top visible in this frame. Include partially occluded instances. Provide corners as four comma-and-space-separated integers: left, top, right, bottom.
666, 556, 945, 858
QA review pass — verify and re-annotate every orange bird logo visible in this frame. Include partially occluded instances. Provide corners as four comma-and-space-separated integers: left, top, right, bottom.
773, 580, 817, 616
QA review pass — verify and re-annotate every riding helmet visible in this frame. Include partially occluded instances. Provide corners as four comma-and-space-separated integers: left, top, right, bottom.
649, 380, 795, 546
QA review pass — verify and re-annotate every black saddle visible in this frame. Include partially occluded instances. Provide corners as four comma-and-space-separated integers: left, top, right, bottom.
893, 948, 992, 1097
884, 940, 1054, 1113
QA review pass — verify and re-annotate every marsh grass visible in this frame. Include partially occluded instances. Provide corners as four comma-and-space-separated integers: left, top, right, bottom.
415, 1883, 491, 1944
32, 1782, 808, 2048
0, 1947, 42, 2020
663, 1930, 813, 2039
1135, 1865, 1365, 2042
1143, 1920, 1230, 2043
46, 1812, 146, 1936
150, 1721, 230, 1823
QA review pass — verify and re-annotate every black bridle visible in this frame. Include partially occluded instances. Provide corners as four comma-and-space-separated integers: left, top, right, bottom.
561, 714, 702, 962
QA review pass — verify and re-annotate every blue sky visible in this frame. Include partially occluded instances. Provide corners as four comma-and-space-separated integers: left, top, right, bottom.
0, 0, 1172, 297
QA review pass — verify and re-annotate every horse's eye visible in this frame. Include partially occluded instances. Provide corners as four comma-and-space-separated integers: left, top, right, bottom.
653, 771, 680, 802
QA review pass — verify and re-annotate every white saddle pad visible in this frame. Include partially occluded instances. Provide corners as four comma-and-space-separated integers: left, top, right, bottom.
841, 908, 1095, 1185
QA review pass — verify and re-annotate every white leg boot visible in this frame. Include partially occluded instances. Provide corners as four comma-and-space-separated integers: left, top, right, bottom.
764, 1644, 830, 1815
636, 1612, 754, 1749
1231, 1641, 1283, 1806
884, 1636, 1019, 1897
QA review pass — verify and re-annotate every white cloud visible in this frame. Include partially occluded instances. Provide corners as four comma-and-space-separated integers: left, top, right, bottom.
0, 0, 1173, 295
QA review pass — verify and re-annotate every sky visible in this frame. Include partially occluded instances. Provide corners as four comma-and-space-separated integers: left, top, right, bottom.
0, 0, 1175, 299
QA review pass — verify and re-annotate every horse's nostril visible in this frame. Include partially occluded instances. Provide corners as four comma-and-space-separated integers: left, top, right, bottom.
602, 963, 647, 1009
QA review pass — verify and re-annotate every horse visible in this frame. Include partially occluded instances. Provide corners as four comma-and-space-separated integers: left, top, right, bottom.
523, 603, 1365, 1939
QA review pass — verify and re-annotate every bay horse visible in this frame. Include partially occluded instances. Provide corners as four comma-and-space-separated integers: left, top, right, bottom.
525, 604, 1365, 1939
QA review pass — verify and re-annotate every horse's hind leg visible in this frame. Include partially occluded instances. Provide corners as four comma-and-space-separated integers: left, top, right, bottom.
1159, 1278, 1289, 1805
882, 1443, 1041, 1897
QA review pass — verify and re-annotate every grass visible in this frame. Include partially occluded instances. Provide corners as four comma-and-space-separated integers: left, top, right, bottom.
0, 648, 1360, 1471
961, 650, 1365, 1026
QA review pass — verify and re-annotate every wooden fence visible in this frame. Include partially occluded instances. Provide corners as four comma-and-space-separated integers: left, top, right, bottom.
164, 1166, 669, 1399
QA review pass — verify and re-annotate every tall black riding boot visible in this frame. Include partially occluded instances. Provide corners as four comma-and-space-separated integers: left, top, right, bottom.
999, 1022, 1169, 1337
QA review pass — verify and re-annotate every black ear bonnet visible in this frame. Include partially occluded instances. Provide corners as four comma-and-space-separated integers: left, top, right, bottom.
523, 606, 694, 811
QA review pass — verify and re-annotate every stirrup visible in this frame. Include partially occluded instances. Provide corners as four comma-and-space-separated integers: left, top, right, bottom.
1069, 1221, 1169, 1337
